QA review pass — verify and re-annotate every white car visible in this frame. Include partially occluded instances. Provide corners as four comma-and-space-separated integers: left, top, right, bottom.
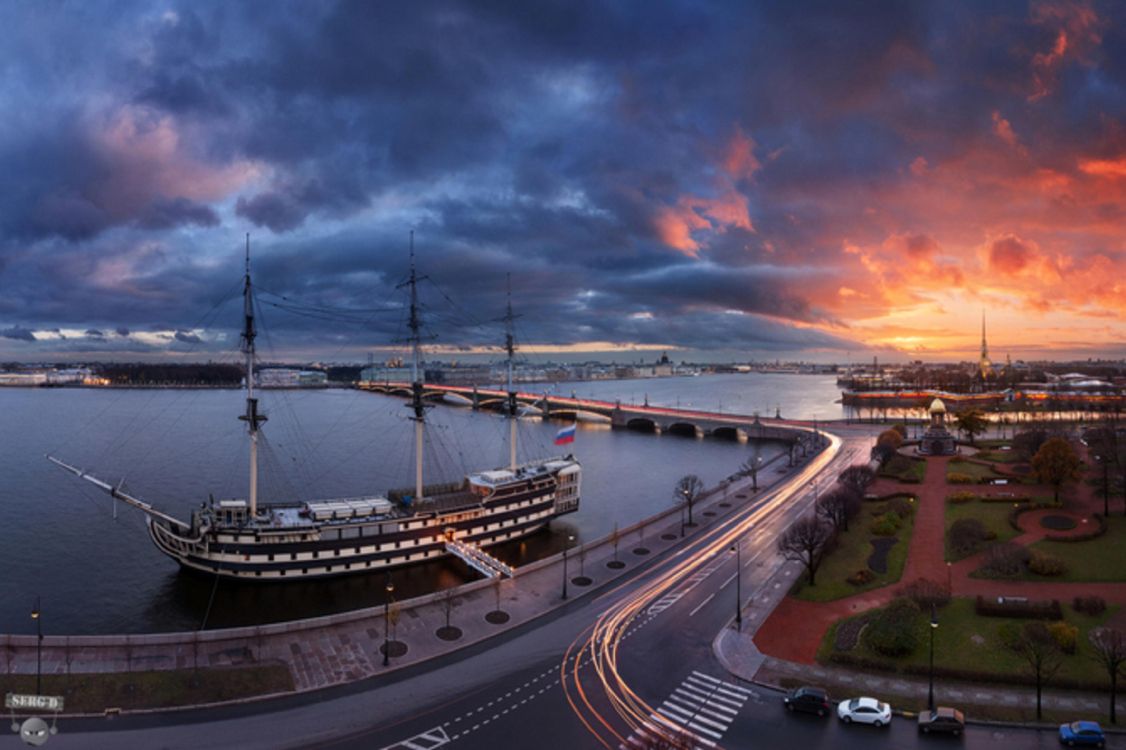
837, 696, 892, 726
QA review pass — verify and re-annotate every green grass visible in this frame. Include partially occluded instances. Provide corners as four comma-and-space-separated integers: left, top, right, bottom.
977, 449, 1023, 463
0, 665, 294, 713
793, 501, 916, 602
1015, 516, 1126, 582
822, 597, 1115, 686
947, 459, 1006, 483
944, 500, 1022, 561
879, 455, 926, 483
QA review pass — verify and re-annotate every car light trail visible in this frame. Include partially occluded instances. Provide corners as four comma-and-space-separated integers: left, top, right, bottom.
561, 430, 844, 748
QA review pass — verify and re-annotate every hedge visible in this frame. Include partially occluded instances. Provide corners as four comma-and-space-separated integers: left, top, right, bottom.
974, 595, 1062, 620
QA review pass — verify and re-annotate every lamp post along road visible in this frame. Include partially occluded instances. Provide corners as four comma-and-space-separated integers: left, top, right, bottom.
383, 576, 395, 667
562, 534, 575, 600
730, 541, 742, 631
928, 604, 938, 711
31, 596, 42, 695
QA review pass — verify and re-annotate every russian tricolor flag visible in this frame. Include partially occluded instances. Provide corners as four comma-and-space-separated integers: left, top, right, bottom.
554, 423, 577, 445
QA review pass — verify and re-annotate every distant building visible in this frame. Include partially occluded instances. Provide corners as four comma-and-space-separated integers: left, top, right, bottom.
257, 368, 328, 387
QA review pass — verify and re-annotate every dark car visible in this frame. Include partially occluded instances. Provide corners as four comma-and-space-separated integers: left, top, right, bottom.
1059, 721, 1105, 748
783, 686, 830, 717
918, 707, 965, 736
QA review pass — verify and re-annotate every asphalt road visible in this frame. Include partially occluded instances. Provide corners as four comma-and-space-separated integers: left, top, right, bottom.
8, 427, 1117, 750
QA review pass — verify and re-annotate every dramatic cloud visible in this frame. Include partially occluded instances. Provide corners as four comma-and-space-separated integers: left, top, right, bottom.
0, 0, 1123, 362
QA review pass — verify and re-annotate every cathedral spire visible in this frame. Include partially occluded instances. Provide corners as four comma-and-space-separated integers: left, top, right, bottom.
981, 310, 988, 361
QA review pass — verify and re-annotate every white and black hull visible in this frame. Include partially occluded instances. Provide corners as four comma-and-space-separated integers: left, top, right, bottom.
145, 461, 580, 581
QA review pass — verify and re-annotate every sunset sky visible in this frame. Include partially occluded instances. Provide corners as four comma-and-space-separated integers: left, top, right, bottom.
0, 1, 1124, 363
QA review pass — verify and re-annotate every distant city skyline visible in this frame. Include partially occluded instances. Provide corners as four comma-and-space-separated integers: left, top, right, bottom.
1, 2, 1124, 362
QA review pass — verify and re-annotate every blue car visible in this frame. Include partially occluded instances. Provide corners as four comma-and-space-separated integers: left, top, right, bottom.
1059, 721, 1105, 748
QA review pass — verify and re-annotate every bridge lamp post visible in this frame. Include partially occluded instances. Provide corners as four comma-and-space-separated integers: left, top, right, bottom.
562, 534, 575, 600
31, 596, 42, 694
927, 604, 938, 711
729, 541, 742, 631
383, 575, 395, 667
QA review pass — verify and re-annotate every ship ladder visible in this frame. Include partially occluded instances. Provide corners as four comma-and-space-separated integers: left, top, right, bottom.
444, 538, 514, 579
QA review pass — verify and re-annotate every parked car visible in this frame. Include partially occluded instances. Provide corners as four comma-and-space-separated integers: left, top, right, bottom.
918, 707, 965, 736
1059, 721, 1105, 748
837, 696, 892, 726
783, 686, 830, 717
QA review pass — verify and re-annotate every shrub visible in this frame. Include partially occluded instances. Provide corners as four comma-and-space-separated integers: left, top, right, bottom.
863, 598, 921, 657
886, 496, 914, 519
948, 491, 977, 504
870, 512, 901, 536
899, 578, 951, 609
949, 518, 990, 556
948, 472, 975, 484
1048, 621, 1079, 654
980, 494, 1031, 503
1027, 551, 1067, 577
1073, 596, 1107, 616
878, 429, 904, 450
847, 569, 876, 586
980, 542, 1028, 577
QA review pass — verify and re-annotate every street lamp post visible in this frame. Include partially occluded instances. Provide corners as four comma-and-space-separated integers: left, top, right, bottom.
928, 604, 939, 711
383, 575, 395, 667
729, 541, 742, 631
31, 596, 42, 695
562, 534, 575, 599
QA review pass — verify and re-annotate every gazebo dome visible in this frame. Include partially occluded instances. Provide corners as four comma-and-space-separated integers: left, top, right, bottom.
929, 398, 947, 415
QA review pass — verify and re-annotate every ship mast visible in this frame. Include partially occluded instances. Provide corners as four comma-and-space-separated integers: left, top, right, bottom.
239, 233, 267, 516
404, 232, 426, 502
504, 274, 518, 470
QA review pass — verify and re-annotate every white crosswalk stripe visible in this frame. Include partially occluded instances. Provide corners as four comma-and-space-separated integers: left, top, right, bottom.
618, 673, 749, 750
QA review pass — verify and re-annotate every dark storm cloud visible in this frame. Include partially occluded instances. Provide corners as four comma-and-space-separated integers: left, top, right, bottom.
2, 0, 1123, 359
0, 327, 37, 342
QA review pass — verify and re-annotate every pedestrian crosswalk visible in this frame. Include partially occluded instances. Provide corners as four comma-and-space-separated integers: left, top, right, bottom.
379, 725, 450, 750
620, 671, 753, 749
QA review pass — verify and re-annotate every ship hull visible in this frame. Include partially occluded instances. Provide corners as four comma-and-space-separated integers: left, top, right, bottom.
145, 465, 580, 581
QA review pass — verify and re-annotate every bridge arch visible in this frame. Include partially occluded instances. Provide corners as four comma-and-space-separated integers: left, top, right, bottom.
666, 422, 701, 438
625, 417, 659, 433
710, 426, 743, 442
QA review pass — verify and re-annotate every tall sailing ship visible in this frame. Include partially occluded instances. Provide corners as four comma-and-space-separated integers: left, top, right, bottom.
49, 237, 581, 581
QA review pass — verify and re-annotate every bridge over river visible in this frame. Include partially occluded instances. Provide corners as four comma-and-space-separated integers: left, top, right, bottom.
358, 381, 823, 461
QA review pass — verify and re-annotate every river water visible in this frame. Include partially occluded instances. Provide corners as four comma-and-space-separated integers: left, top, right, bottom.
0, 373, 837, 634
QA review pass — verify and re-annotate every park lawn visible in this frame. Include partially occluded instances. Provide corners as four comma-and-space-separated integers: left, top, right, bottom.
879, 455, 926, 484
944, 500, 1021, 562
947, 459, 1006, 483
1016, 517, 1126, 582
0, 664, 294, 713
821, 597, 1115, 687
793, 502, 916, 603
977, 449, 1023, 464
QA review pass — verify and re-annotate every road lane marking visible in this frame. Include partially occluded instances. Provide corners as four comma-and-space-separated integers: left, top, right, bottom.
688, 591, 716, 617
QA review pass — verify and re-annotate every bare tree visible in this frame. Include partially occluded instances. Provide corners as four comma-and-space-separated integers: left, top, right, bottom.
674, 475, 705, 527
839, 465, 876, 499
443, 587, 456, 629
1013, 622, 1063, 720
777, 515, 833, 587
817, 487, 862, 534
1090, 627, 1126, 724
741, 450, 763, 491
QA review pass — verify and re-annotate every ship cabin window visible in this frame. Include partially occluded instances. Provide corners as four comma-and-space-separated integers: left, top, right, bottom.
255, 571, 261, 577
395, 541, 401, 549
355, 546, 361, 554
313, 551, 319, 559
268, 554, 275, 562
342, 527, 359, 540
334, 549, 340, 556
345, 563, 351, 570
291, 553, 297, 561
302, 568, 308, 574
327, 565, 332, 572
